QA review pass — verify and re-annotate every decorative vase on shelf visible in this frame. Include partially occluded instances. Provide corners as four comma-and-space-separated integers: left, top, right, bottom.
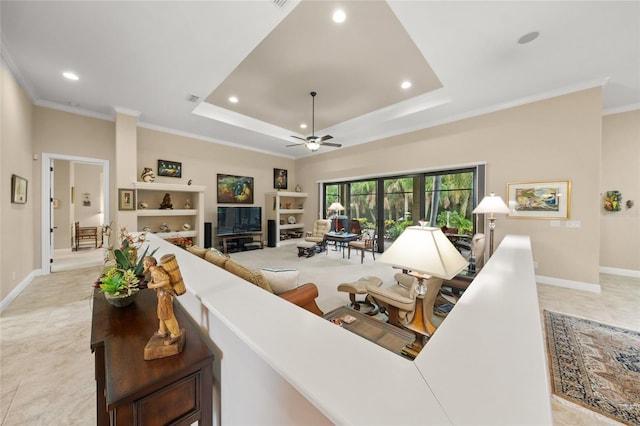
141, 167, 155, 183
295, 184, 301, 192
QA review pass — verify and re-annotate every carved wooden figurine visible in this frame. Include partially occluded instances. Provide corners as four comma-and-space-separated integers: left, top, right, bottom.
143, 255, 185, 360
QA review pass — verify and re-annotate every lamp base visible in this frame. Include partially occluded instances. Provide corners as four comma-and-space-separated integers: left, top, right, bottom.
402, 277, 444, 352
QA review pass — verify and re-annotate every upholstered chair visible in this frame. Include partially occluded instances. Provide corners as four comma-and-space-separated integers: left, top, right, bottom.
366, 273, 418, 327
305, 219, 331, 250
470, 233, 486, 271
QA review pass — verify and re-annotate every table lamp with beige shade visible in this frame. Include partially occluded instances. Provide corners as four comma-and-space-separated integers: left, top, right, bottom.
328, 201, 345, 231
377, 223, 468, 352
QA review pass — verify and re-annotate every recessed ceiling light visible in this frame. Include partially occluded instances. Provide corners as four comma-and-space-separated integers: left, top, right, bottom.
229, 96, 238, 103
333, 9, 346, 23
63, 71, 79, 81
300, 123, 307, 129
518, 31, 540, 44
401, 80, 412, 90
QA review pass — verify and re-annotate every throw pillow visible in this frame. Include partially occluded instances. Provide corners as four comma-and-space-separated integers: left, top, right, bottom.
225, 260, 273, 293
205, 250, 229, 268
187, 245, 208, 258
260, 268, 300, 295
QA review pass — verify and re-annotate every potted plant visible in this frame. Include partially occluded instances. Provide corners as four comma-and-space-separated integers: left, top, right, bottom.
99, 267, 140, 307
95, 226, 158, 306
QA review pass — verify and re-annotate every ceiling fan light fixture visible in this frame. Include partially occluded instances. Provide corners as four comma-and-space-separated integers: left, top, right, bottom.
306, 141, 320, 152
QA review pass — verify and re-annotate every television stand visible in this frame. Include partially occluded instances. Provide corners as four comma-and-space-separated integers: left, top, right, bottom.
220, 232, 263, 255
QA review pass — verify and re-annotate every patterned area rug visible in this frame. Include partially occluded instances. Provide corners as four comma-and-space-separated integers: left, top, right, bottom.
544, 311, 640, 425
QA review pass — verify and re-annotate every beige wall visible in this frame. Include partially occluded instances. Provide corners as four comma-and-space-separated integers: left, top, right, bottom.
74, 163, 103, 228
31, 107, 115, 268
137, 127, 297, 243
600, 110, 640, 272
1, 63, 35, 298
296, 89, 604, 285
3, 69, 637, 302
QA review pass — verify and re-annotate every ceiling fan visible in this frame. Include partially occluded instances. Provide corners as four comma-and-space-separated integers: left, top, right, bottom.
287, 91, 342, 152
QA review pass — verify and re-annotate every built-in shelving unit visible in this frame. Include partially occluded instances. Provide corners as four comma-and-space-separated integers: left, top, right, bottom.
133, 182, 205, 245
265, 191, 307, 246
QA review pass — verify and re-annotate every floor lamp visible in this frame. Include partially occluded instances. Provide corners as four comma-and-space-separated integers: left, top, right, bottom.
472, 193, 510, 257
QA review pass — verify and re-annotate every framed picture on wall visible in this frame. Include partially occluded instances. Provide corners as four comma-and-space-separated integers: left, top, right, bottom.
274, 168, 287, 190
157, 159, 182, 178
11, 174, 28, 204
217, 174, 254, 204
118, 188, 136, 211
507, 179, 571, 219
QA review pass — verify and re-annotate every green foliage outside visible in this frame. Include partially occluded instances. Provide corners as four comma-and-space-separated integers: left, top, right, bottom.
436, 210, 473, 234
325, 170, 476, 241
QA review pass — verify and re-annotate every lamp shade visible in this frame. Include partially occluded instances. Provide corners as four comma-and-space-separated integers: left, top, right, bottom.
472, 193, 510, 214
378, 226, 468, 280
328, 202, 344, 212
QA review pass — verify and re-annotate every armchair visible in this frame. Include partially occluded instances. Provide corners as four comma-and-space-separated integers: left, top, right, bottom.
366, 273, 418, 327
305, 219, 331, 251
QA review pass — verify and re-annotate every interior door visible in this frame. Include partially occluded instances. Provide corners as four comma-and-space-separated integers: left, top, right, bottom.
49, 158, 55, 265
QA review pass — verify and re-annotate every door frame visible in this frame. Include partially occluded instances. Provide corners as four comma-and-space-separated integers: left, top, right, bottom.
41, 153, 110, 275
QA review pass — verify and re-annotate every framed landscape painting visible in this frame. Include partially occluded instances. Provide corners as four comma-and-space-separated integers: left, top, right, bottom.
507, 180, 571, 219
217, 174, 254, 204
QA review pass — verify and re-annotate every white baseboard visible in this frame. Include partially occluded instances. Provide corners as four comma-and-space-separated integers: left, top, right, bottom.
599, 266, 640, 278
536, 275, 601, 293
0, 269, 40, 314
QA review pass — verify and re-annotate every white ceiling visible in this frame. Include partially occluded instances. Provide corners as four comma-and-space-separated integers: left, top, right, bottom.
1, 1, 639, 159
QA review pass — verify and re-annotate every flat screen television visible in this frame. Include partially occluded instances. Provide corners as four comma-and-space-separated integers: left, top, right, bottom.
217, 206, 262, 236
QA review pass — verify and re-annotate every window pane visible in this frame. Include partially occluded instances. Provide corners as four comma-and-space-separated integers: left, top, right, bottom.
350, 180, 376, 232
424, 171, 474, 234
325, 184, 339, 218
384, 178, 414, 241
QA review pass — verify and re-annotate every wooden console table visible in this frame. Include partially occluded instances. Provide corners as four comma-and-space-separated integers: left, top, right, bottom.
90, 288, 214, 426
219, 232, 263, 255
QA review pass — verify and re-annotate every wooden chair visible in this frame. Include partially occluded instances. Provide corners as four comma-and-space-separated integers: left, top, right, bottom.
348, 229, 376, 263
75, 221, 98, 251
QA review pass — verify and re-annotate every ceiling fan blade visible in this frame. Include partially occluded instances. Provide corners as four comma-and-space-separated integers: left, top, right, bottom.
321, 142, 342, 148
319, 135, 333, 142
290, 135, 306, 142
285, 142, 304, 147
